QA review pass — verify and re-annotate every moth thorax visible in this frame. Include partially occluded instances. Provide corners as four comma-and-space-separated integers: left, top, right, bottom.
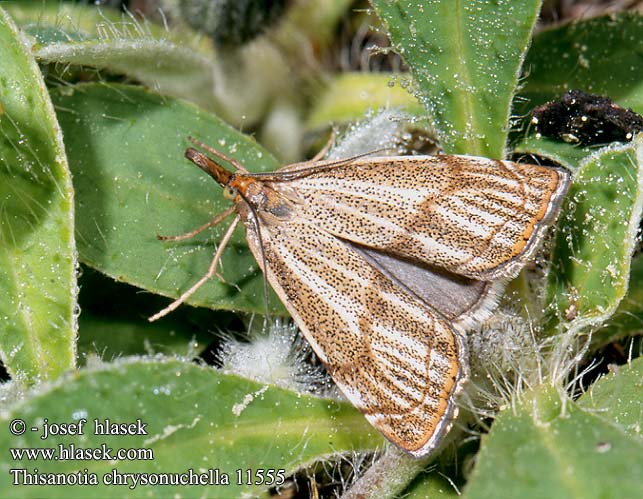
256, 186, 295, 220
229, 175, 259, 196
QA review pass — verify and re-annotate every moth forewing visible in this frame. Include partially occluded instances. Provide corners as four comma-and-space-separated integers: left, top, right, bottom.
268, 155, 570, 281
166, 145, 570, 457
241, 217, 467, 456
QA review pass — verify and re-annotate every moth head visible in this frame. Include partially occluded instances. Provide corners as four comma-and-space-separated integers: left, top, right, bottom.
223, 184, 237, 200
228, 175, 258, 199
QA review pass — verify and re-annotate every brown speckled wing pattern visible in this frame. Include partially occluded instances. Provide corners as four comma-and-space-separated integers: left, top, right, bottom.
244, 218, 463, 455
276, 156, 568, 280
235, 155, 569, 456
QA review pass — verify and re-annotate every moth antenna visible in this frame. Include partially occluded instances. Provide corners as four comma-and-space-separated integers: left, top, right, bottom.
149, 216, 241, 322
187, 136, 249, 173
237, 190, 272, 327
252, 147, 393, 182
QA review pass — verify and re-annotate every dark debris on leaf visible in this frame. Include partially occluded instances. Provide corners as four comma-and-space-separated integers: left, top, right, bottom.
531, 89, 643, 146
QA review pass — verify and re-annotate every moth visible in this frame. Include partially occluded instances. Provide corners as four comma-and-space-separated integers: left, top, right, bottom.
151, 138, 570, 457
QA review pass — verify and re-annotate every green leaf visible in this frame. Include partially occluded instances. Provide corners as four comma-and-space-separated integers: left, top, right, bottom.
52, 83, 285, 315
544, 135, 643, 334
5, 1, 289, 127
306, 73, 424, 130
370, 0, 541, 157
592, 255, 643, 349
76, 268, 216, 362
577, 357, 643, 439
3, 0, 219, 113
0, 358, 383, 498
518, 13, 643, 117
404, 473, 460, 499
512, 135, 597, 171
0, 7, 76, 382
78, 313, 210, 361
464, 359, 643, 499
3, 0, 213, 53
36, 40, 219, 114
3, 1, 122, 39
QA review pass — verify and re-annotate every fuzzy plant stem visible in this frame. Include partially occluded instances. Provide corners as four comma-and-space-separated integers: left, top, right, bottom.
340, 447, 432, 499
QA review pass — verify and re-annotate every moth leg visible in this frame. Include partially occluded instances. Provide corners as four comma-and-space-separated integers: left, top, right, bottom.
310, 128, 337, 162
262, 129, 340, 178
157, 207, 235, 241
187, 136, 249, 173
262, 136, 391, 179
149, 216, 241, 322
